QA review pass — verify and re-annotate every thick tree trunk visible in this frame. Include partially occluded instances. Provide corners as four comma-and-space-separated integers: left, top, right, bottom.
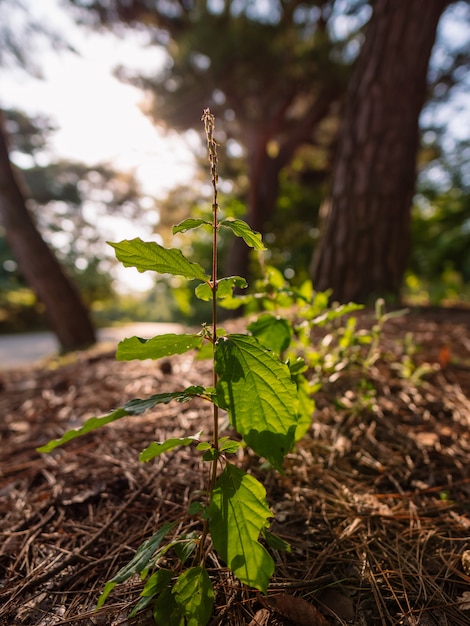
0, 112, 96, 351
311, 0, 448, 303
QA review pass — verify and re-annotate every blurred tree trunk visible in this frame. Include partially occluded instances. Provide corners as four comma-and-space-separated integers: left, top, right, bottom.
227, 88, 339, 280
0, 111, 96, 351
311, 0, 449, 303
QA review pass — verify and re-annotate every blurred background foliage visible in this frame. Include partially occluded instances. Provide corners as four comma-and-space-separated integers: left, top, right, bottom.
0, 0, 469, 334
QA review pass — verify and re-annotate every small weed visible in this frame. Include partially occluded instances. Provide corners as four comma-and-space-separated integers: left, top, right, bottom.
37, 111, 429, 624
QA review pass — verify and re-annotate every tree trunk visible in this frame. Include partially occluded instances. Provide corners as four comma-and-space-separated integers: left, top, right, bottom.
311, 0, 449, 304
0, 112, 96, 351
226, 86, 339, 280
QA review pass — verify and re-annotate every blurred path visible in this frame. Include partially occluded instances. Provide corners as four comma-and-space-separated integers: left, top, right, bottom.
0, 323, 184, 369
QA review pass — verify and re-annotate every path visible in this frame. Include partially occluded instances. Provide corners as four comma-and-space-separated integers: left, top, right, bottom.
0, 323, 184, 369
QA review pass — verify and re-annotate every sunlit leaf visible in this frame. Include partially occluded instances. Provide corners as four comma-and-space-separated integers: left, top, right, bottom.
248, 314, 292, 355
117, 334, 203, 361
292, 375, 314, 441
172, 218, 212, 234
109, 238, 209, 281
219, 219, 266, 250
207, 463, 274, 592
215, 334, 298, 470
139, 432, 202, 462
195, 276, 248, 301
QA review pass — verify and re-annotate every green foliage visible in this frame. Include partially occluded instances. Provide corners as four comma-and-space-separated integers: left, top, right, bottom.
215, 334, 298, 471
207, 463, 274, 592
38, 110, 408, 623
37, 111, 300, 623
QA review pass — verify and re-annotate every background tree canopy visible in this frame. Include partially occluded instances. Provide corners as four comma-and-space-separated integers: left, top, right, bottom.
1, 0, 469, 337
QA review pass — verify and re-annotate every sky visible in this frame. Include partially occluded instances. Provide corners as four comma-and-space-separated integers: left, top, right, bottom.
0, 0, 197, 197
0, 0, 200, 290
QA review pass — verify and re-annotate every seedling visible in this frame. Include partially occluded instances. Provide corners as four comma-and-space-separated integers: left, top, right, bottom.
38, 110, 304, 624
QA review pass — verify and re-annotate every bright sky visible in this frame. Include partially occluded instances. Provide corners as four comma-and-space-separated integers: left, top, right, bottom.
0, 0, 196, 196
0, 0, 200, 291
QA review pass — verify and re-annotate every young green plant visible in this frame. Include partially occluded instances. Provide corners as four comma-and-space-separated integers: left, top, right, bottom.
37, 109, 301, 625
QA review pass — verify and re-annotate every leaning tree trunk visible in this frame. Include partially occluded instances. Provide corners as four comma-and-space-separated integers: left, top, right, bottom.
311, 0, 449, 304
0, 112, 96, 351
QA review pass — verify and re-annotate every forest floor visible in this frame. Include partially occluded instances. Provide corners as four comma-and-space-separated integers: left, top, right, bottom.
1, 306, 470, 626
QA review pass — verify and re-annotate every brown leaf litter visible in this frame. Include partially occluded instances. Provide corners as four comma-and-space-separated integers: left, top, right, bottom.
0, 307, 469, 625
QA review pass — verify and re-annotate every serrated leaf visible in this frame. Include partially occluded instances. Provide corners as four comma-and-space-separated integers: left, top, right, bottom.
195, 276, 247, 301
117, 334, 203, 361
37, 388, 205, 453
139, 432, 202, 462
248, 314, 292, 355
96, 522, 174, 608
215, 334, 298, 470
123, 387, 206, 415
173, 566, 214, 626
172, 218, 211, 234
220, 219, 266, 250
37, 408, 129, 453
219, 437, 242, 454
109, 238, 209, 281
207, 464, 274, 592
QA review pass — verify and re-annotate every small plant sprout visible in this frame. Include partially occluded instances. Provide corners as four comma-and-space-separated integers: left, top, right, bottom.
37, 109, 303, 624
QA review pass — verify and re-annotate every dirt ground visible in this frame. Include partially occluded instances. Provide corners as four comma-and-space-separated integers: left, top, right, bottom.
1, 306, 469, 626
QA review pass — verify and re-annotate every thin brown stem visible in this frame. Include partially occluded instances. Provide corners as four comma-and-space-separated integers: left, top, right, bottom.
197, 109, 221, 565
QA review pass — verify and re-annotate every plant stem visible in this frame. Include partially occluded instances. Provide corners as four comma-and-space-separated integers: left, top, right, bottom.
198, 109, 220, 564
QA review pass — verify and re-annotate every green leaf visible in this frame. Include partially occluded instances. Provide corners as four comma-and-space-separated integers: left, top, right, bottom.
129, 569, 173, 617
37, 408, 129, 453
153, 588, 183, 625
311, 303, 364, 326
37, 388, 205, 453
219, 219, 266, 250
123, 387, 206, 415
248, 314, 292, 355
215, 334, 298, 470
173, 534, 198, 564
172, 218, 212, 234
262, 529, 291, 553
218, 437, 242, 454
207, 463, 274, 592
173, 567, 214, 626
142, 568, 174, 597
293, 375, 314, 441
139, 432, 202, 462
188, 501, 205, 515
109, 238, 209, 281
117, 333, 203, 361
96, 522, 174, 608
195, 276, 248, 301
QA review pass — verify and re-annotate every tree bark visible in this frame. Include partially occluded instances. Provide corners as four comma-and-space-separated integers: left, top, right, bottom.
311, 0, 449, 303
0, 111, 96, 351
